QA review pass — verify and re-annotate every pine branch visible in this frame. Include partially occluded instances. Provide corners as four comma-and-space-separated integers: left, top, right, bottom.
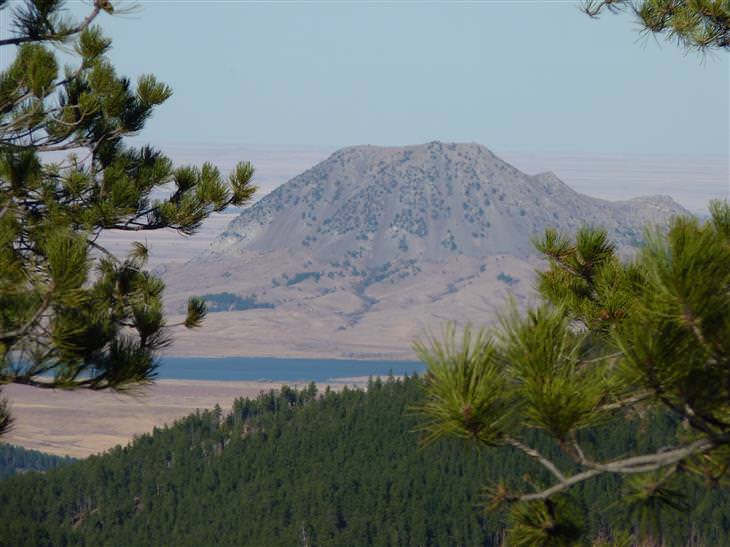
568, 432, 593, 467
0, 2, 102, 47
514, 435, 724, 502
0, 289, 52, 342
598, 391, 652, 412
87, 239, 119, 263
505, 436, 567, 484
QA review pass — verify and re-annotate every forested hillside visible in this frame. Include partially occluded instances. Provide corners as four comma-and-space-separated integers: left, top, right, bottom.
0, 444, 73, 480
0, 377, 727, 546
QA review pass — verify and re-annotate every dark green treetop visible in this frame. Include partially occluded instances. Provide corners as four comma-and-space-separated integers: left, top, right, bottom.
0, 0, 256, 434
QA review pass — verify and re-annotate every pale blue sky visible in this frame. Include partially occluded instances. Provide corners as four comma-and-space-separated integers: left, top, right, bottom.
0, 2, 724, 155
87, 1, 729, 156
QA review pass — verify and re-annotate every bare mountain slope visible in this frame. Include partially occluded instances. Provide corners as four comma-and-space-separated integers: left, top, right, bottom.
163, 142, 687, 359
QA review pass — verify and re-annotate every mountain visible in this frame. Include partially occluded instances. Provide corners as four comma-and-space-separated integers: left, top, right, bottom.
213, 142, 682, 260
162, 142, 687, 359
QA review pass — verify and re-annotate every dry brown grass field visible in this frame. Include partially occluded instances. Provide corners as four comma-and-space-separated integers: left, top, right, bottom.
3, 379, 366, 458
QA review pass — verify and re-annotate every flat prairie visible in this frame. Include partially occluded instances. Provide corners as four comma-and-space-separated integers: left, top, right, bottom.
3, 379, 363, 459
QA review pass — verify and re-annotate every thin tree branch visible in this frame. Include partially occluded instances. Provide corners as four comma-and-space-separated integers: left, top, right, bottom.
0, 289, 52, 342
505, 436, 567, 484
598, 390, 653, 412
515, 436, 723, 502
516, 469, 602, 502
568, 431, 595, 467
0, 3, 102, 47
87, 239, 120, 263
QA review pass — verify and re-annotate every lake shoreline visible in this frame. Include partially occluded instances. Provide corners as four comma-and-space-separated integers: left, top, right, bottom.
157, 355, 425, 382
4, 356, 427, 458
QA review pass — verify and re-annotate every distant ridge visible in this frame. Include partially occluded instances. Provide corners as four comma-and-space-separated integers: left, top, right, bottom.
163, 142, 688, 359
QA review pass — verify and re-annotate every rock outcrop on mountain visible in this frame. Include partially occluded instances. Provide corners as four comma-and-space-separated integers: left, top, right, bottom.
163, 142, 687, 359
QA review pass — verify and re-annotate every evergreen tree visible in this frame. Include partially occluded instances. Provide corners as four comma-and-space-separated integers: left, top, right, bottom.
0, 378, 727, 545
0, 442, 74, 478
419, 5, 728, 543
582, 0, 730, 51
417, 204, 730, 544
0, 0, 256, 434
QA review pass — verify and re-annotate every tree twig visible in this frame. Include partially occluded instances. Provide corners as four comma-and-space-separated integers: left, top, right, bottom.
515, 436, 722, 502
505, 436, 567, 484
0, 3, 102, 47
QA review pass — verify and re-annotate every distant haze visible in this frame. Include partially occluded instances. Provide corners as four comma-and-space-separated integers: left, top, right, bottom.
140, 141, 729, 212
101, 142, 728, 269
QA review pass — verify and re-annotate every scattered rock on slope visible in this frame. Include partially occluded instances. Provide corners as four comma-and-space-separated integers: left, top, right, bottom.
163, 142, 688, 359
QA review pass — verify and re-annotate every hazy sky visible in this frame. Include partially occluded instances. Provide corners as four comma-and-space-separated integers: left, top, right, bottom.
75, 1, 730, 156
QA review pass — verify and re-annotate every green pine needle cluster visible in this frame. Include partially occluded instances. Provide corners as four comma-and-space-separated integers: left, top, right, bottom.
0, 1, 256, 427
417, 201, 730, 544
583, 0, 730, 51
413, 325, 517, 447
507, 497, 584, 547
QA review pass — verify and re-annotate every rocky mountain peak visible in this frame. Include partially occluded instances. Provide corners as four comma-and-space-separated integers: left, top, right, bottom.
164, 143, 689, 359
211, 142, 686, 264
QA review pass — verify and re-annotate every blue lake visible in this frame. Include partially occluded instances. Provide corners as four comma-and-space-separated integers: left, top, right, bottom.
159, 356, 426, 382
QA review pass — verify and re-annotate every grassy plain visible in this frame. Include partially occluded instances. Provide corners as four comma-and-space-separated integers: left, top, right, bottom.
3, 379, 364, 458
